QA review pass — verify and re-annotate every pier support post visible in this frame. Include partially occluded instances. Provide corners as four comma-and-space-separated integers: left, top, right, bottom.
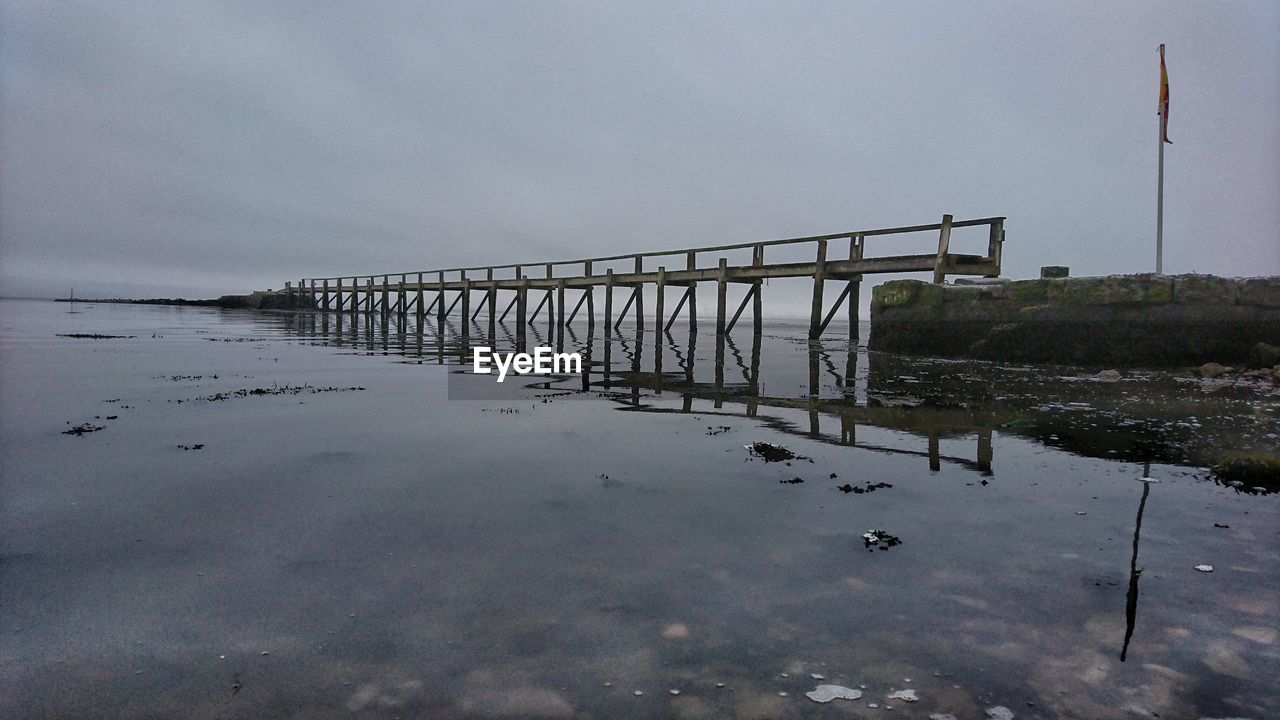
436, 271, 445, 330
604, 269, 614, 339
381, 275, 389, 319
848, 235, 863, 346
584, 261, 594, 333
322, 279, 330, 311
487, 268, 496, 339
461, 275, 471, 339
654, 266, 666, 349
516, 276, 528, 350
808, 240, 827, 339
715, 257, 727, 336
365, 277, 373, 313
416, 273, 424, 324
752, 244, 763, 336
633, 256, 644, 332
686, 251, 698, 335
556, 280, 566, 350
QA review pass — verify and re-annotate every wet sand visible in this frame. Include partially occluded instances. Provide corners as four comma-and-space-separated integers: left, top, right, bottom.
1, 299, 1276, 719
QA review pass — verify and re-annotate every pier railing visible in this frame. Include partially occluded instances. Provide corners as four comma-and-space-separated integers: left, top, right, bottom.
284, 213, 1004, 341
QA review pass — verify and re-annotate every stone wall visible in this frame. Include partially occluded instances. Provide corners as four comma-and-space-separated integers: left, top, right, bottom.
869, 274, 1280, 367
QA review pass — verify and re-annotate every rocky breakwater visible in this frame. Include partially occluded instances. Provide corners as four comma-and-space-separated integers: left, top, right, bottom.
216, 290, 315, 310
869, 274, 1280, 367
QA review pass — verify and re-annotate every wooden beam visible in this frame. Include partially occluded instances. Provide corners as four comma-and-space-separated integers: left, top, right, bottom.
566, 288, 589, 325
726, 283, 756, 333
664, 286, 691, 332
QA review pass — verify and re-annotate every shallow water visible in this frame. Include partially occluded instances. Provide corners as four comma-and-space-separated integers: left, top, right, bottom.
1, 299, 1276, 719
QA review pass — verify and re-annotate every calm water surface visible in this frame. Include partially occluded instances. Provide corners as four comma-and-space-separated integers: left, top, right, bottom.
1, 299, 1276, 719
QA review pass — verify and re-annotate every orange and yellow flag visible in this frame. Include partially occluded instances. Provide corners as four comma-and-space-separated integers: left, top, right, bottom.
1159, 44, 1172, 144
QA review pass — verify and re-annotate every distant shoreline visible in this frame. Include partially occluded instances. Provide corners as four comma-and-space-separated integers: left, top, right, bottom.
54, 297, 224, 307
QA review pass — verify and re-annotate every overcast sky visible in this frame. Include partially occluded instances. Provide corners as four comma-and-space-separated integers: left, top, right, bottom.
2, 1, 1277, 311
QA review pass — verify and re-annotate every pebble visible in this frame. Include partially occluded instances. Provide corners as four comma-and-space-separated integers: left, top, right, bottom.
778, 692, 788, 697
888, 689, 918, 702
259, 651, 270, 656
669, 689, 680, 695
633, 690, 644, 696
986, 706, 1015, 720
804, 685, 862, 703
1195, 564, 1214, 573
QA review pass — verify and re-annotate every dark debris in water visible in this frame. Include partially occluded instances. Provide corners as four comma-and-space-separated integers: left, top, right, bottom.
178, 444, 205, 451
706, 425, 733, 436
746, 442, 803, 463
838, 482, 893, 494
63, 422, 105, 436
779, 477, 804, 484
862, 529, 902, 551
195, 385, 366, 402
57, 333, 136, 339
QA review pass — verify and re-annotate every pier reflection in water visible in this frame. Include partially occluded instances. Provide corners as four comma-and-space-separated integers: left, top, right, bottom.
284, 310, 998, 476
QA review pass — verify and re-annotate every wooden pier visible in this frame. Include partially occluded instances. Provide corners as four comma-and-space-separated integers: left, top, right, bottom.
285, 214, 1004, 343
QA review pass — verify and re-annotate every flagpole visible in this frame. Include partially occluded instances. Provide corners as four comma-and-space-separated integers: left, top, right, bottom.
1156, 44, 1165, 275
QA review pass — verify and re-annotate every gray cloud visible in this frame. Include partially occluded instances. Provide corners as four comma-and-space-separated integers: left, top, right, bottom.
2, 1, 1277, 312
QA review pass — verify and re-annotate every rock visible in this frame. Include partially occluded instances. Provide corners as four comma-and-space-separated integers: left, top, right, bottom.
888, 689, 918, 702
1195, 564, 1214, 572
805, 685, 862, 703
930, 715, 959, 720
1094, 369, 1121, 382
1040, 266, 1070, 278
1200, 362, 1229, 378
986, 707, 1015, 720
1247, 342, 1280, 369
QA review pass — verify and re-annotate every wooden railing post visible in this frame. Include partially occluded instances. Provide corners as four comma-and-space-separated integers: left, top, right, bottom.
986, 218, 1004, 277
933, 213, 953, 284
